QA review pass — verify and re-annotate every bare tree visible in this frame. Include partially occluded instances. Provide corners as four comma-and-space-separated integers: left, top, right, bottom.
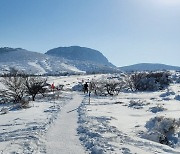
90, 78, 123, 96
25, 77, 47, 101
105, 81, 120, 96
0, 69, 26, 103
130, 72, 146, 91
124, 71, 171, 91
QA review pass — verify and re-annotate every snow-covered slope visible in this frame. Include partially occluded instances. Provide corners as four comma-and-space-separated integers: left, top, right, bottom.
45, 46, 114, 67
45, 46, 118, 73
119, 63, 180, 72
0, 47, 118, 75
0, 47, 84, 75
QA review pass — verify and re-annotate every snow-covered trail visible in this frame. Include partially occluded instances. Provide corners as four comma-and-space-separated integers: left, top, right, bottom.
46, 92, 87, 154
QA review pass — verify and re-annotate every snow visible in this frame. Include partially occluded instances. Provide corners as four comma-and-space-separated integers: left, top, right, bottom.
0, 91, 72, 153
28, 61, 47, 75
41, 58, 52, 71
0, 48, 85, 75
77, 92, 180, 153
46, 92, 87, 154
61, 62, 85, 73
1, 74, 180, 153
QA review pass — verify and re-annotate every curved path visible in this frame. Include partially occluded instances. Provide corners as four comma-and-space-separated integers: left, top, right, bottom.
46, 92, 87, 154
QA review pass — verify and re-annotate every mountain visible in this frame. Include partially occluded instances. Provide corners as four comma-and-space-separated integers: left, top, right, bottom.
0, 47, 118, 75
45, 46, 118, 73
0, 47, 84, 75
119, 63, 180, 72
0, 47, 21, 54
45, 46, 114, 67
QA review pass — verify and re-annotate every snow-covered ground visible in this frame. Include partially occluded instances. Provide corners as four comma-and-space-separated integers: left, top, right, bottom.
0, 90, 73, 153
78, 84, 180, 153
0, 74, 180, 153
46, 92, 87, 154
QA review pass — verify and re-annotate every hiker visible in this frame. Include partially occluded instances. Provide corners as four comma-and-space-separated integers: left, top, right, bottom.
83, 82, 88, 93
51, 82, 55, 91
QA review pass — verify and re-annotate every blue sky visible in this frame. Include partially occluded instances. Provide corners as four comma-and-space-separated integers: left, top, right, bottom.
0, 0, 180, 67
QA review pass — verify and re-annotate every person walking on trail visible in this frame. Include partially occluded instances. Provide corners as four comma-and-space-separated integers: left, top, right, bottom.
83, 82, 88, 93
51, 82, 55, 92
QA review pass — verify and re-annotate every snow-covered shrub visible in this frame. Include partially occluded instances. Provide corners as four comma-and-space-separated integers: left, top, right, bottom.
0, 69, 48, 106
90, 79, 107, 96
19, 99, 30, 108
159, 90, 175, 101
174, 95, 180, 101
90, 77, 125, 96
176, 78, 180, 83
9, 99, 30, 110
149, 105, 166, 113
0, 70, 27, 103
153, 72, 171, 87
72, 83, 83, 91
138, 77, 160, 91
125, 71, 171, 91
126, 72, 147, 91
144, 116, 180, 146
160, 91, 175, 97
170, 71, 180, 83
0, 107, 9, 114
128, 100, 149, 109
